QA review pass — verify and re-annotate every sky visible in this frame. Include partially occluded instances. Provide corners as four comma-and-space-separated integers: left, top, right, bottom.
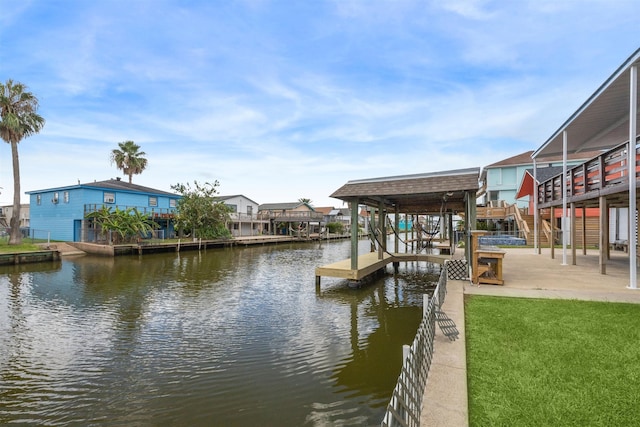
1, 0, 639, 208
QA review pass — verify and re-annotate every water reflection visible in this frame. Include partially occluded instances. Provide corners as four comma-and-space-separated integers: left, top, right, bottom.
0, 240, 438, 426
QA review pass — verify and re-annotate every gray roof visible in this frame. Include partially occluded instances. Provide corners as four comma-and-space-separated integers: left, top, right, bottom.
27, 178, 178, 197
330, 168, 480, 213
534, 48, 640, 158
328, 208, 350, 216
526, 166, 564, 183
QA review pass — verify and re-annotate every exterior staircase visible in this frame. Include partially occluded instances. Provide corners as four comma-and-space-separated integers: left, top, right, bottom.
476, 202, 551, 245
521, 213, 551, 245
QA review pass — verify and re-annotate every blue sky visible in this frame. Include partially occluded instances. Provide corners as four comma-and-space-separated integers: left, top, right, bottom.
1, 0, 639, 207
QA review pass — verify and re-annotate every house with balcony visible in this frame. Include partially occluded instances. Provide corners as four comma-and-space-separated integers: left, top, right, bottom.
217, 194, 269, 236
481, 150, 600, 210
315, 206, 352, 228
531, 47, 640, 286
258, 202, 324, 236
26, 178, 180, 242
478, 150, 600, 243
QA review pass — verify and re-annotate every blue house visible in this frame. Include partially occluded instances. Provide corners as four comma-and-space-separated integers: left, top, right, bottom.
26, 178, 180, 242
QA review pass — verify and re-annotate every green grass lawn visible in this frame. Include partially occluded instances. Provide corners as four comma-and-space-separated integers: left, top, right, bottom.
466, 296, 640, 426
0, 239, 43, 252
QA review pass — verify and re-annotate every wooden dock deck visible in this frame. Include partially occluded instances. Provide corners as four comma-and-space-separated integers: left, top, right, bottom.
315, 251, 450, 286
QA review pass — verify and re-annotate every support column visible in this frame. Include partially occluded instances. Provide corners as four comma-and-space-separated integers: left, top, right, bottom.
533, 158, 539, 253
448, 213, 454, 254
378, 200, 385, 260
582, 206, 587, 255
562, 130, 568, 265
599, 196, 607, 275
537, 206, 542, 255
571, 202, 577, 265
628, 65, 638, 289
549, 206, 556, 259
550, 206, 555, 259
394, 205, 399, 254
465, 191, 476, 264
350, 199, 359, 271
404, 214, 409, 253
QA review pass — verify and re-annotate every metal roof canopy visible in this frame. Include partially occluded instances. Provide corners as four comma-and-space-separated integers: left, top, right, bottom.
533, 48, 640, 159
330, 167, 480, 214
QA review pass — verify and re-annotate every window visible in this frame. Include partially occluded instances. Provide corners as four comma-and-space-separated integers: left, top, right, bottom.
63, 191, 69, 203
227, 204, 237, 213
149, 197, 158, 207
169, 199, 176, 208
488, 168, 502, 186
104, 192, 115, 204
52, 192, 59, 204
247, 205, 253, 216
36, 195, 41, 205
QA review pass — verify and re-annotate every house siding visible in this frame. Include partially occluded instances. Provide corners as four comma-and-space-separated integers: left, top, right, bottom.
28, 183, 179, 242
223, 195, 265, 236
486, 162, 586, 209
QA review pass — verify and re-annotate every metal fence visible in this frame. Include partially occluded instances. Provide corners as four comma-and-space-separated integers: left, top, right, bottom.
83, 228, 167, 244
0, 227, 51, 244
381, 260, 449, 427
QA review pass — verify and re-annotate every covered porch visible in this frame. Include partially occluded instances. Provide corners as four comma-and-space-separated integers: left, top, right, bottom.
315, 168, 480, 288
532, 48, 640, 289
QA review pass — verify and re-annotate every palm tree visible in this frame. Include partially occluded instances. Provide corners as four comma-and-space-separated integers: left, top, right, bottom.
110, 140, 148, 183
0, 79, 45, 245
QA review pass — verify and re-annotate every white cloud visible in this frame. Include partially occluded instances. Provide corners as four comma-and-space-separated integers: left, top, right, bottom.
1, 0, 639, 209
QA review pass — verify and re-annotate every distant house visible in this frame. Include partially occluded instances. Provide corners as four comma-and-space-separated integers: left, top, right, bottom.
258, 202, 323, 235
315, 206, 351, 229
26, 178, 180, 242
480, 150, 601, 210
0, 204, 30, 230
217, 194, 268, 236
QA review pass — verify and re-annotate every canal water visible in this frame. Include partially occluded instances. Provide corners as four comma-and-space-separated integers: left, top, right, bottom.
0, 239, 439, 426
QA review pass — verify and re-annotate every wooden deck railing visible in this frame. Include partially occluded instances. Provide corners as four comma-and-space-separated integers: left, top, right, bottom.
84, 204, 177, 218
537, 142, 639, 206
257, 211, 324, 221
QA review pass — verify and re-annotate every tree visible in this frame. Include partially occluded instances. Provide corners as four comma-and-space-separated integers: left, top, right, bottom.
85, 206, 159, 244
171, 180, 232, 239
110, 140, 148, 183
0, 79, 45, 245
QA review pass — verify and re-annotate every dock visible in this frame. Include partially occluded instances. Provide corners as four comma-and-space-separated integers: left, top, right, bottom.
315, 251, 450, 288
69, 234, 346, 256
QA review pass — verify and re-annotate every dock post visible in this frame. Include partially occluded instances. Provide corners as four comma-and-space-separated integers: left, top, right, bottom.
350, 199, 359, 270
315, 275, 321, 293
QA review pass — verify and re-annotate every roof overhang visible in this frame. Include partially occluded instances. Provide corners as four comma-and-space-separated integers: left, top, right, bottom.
533, 48, 640, 159
330, 168, 480, 214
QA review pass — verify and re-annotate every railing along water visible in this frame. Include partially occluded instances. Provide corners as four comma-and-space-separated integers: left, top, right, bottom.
381, 261, 449, 427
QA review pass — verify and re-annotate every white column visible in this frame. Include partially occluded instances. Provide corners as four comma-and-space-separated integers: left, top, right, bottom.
533, 158, 538, 253
628, 65, 638, 289
562, 130, 568, 265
